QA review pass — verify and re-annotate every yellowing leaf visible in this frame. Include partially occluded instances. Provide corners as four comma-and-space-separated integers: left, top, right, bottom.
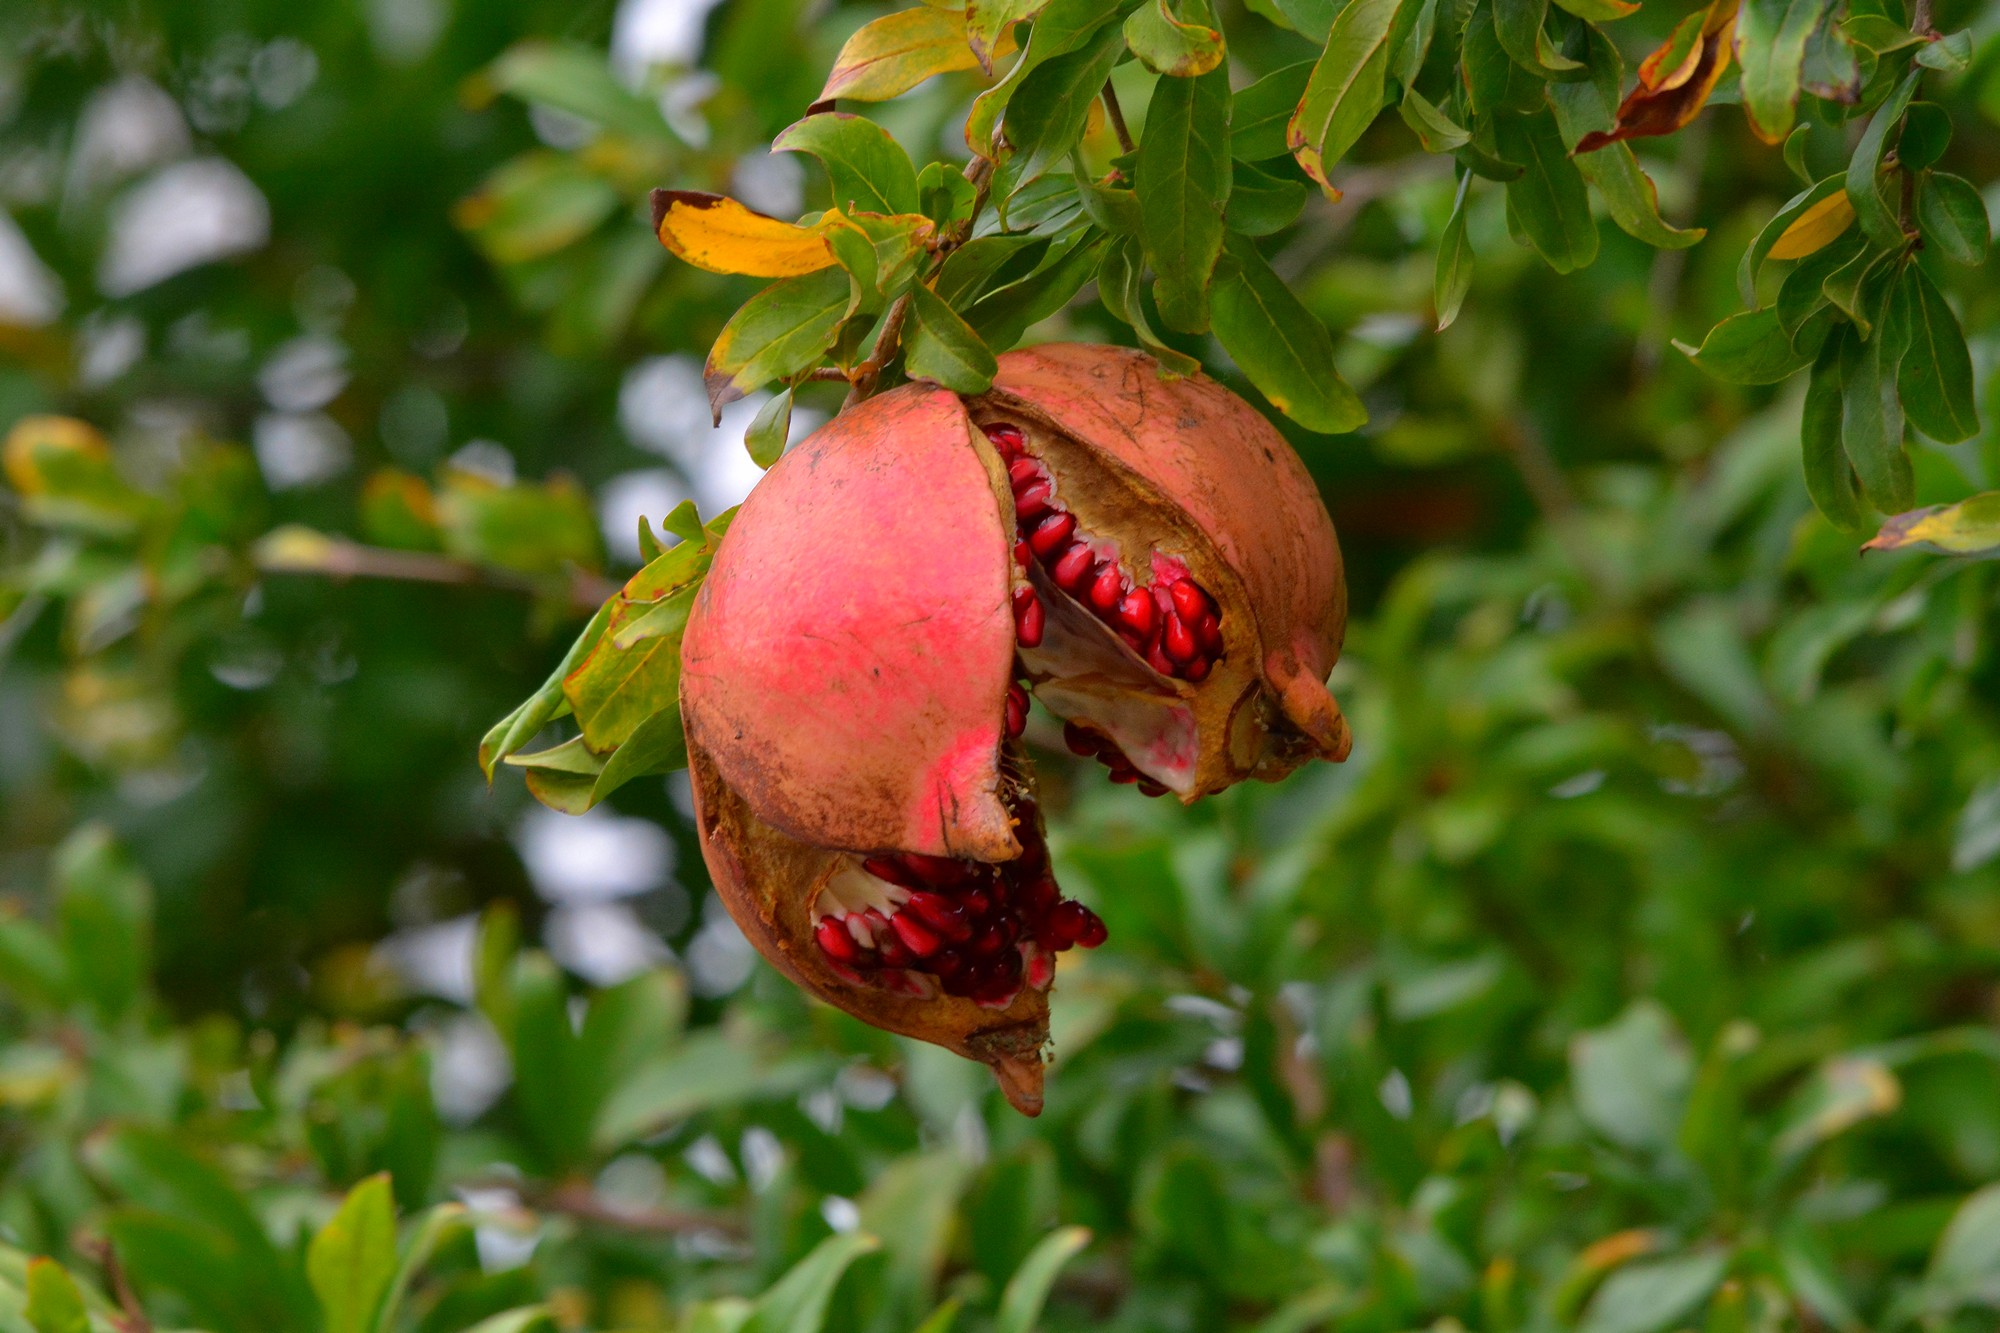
821, 7, 1008, 103
650, 191, 834, 277
3, 415, 109, 496
1767, 191, 1856, 260
1575, 0, 1741, 153
1863, 491, 2000, 558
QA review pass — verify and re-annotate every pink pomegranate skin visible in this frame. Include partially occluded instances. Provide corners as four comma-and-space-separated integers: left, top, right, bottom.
988, 344, 1350, 761
679, 384, 1020, 862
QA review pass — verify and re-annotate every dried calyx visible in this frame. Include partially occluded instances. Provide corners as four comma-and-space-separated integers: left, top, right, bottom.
680, 344, 1349, 1114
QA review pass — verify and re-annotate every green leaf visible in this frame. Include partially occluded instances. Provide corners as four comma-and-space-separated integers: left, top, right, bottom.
746, 387, 793, 468
968, 0, 1046, 73
1801, 332, 1867, 533
1124, 0, 1225, 77
1927, 1185, 2000, 1304
53, 824, 150, 1023
461, 1309, 557, 1333
1821, 242, 1891, 334
1914, 28, 1972, 72
1863, 491, 2000, 558
1074, 158, 1143, 234
1917, 172, 1989, 266
998, 27, 1126, 193
1575, 145, 1705, 249
904, 284, 999, 393
1462, 1, 1551, 115
1838, 14, 1919, 54
1570, 1001, 1691, 1151
1550, 0, 1637, 20
457, 151, 621, 266
309, 1174, 398, 1333
1230, 60, 1314, 161
1776, 226, 1859, 338
742, 1232, 882, 1333
1387, 0, 1440, 86
1493, 0, 1582, 77
1225, 159, 1309, 236
1892, 264, 1978, 443
1838, 308, 1913, 513
1679, 308, 1813, 384
1735, 0, 1831, 144
1898, 103, 1950, 171
966, 0, 1119, 156
964, 226, 1103, 349
704, 267, 855, 415
1138, 61, 1232, 333
1435, 172, 1474, 331
1287, 0, 1405, 193
857, 1153, 974, 1316
1843, 68, 1917, 248
373, 1204, 469, 1333
1495, 108, 1599, 274
996, 1227, 1092, 1333
775, 113, 920, 216
1211, 232, 1367, 434
1097, 236, 1200, 377
1578, 1250, 1730, 1333
1398, 87, 1470, 152
1783, 123, 1813, 185
918, 161, 978, 228
483, 39, 671, 142
23, 1260, 90, 1333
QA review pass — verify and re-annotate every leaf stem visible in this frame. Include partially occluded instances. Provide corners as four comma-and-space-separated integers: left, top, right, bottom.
1102, 80, 1136, 155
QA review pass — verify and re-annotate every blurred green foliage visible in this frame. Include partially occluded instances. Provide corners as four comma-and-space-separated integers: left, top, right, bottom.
3, 0, 2000, 1330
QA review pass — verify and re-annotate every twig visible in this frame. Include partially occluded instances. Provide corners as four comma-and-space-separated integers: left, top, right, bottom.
842, 156, 998, 407
75, 1236, 152, 1333
1488, 414, 1616, 598
1101, 80, 1135, 155
1912, 0, 1933, 35
254, 528, 620, 613
537, 1180, 744, 1239
807, 366, 852, 383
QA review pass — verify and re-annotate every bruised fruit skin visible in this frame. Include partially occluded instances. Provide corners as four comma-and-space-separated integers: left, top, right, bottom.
680, 343, 1349, 1113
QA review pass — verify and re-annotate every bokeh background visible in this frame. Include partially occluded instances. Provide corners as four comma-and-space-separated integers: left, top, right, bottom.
3, 0, 2000, 1330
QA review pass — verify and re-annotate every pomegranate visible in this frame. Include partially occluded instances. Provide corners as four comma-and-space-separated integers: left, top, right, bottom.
680, 344, 1348, 1113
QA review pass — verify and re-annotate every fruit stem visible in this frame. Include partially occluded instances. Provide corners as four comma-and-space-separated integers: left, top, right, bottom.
1101, 80, 1135, 155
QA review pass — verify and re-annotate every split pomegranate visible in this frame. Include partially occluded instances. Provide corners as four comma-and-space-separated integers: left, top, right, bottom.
680, 343, 1349, 1114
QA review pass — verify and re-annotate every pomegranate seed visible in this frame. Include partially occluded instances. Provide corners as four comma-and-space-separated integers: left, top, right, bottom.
970, 924, 1007, 956
959, 888, 990, 916
877, 932, 914, 967
1196, 611, 1222, 652
1137, 778, 1168, 797
1107, 767, 1139, 784
1184, 656, 1211, 682
906, 890, 970, 939
1146, 644, 1175, 675
1089, 564, 1124, 612
1163, 615, 1197, 663
890, 911, 943, 958
1013, 539, 1031, 567
1028, 511, 1076, 556
1007, 457, 1042, 488
1015, 593, 1045, 647
1052, 544, 1094, 589
1063, 722, 1100, 756
1116, 590, 1156, 636
930, 949, 966, 977
1051, 900, 1093, 947
983, 422, 1024, 453
1014, 479, 1053, 520
1020, 876, 1058, 914
1169, 580, 1208, 622
1005, 685, 1027, 738
815, 916, 859, 962
901, 852, 966, 886
1075, 907, 1108, 948
863, 856, 919, 888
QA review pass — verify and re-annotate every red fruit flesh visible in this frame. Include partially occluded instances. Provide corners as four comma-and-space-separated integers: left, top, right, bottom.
809, 796, 1101, 1011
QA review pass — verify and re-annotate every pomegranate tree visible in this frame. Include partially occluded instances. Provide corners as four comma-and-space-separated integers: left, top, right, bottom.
680, 343, 1348, 1114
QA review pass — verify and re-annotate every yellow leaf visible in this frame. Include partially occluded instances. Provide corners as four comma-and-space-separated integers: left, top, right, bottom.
3, 415, 109, 496
1767, 192, 1857, 260
650, 191, 834, 277
822, 7, 989, 103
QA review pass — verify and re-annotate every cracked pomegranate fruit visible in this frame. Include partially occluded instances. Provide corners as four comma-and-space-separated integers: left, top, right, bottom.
680, 343, 1349, 1114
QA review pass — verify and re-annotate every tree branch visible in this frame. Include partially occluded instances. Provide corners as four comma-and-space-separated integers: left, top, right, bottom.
1101, 80, 1136, 155
253, 527, 620, 614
